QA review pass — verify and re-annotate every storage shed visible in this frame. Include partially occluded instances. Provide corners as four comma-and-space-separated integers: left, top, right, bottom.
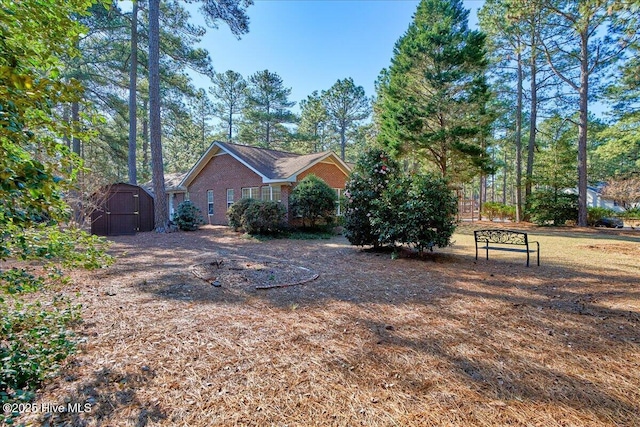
90, 183, 154, 236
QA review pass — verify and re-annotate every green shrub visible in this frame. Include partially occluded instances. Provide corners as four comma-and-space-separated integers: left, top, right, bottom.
344, 149, 399, 247
621, 207, 640, 219
290, 175, 337, 228
372, 174, 458, 253
527, 190, 578, 225
482, 202, 502, 221
587, 207, 617, 226
344, 149, 457, 253
0, 269, 45, 294
502, 205, 516, 221
174, 200, 204, 231
1, 298, 80, 411
482, 202, 516, 221
227, 198, 258, 231
241, 200, 286, 235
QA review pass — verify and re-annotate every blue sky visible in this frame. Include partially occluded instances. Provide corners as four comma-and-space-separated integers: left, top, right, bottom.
186, 0, 483, 112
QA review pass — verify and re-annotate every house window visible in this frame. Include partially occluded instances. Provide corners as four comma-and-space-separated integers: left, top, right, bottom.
227, 189, 234, 209
241, 187, 260, 199
207, 190, 214, 215
335, 188, 343, 216
261, 185, 281, 202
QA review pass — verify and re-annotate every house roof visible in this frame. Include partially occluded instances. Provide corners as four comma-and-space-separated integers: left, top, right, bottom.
180, 141, 351, 187
143, 172, 188, 194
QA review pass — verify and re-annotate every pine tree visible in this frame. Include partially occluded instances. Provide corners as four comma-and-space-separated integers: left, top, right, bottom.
147, 0, 252, 231
537, 0, 637, 226
376, 0, 493, 184
238, 70, 296, 148
209, 70, 247, 141
298, 91, 329, 152
321, 78, 371, 161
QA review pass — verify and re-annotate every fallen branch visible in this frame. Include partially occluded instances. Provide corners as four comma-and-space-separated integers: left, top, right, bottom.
255, 274, 319, 290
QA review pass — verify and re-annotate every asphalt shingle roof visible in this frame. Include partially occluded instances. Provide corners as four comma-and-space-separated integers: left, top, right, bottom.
217, 141, 333, 180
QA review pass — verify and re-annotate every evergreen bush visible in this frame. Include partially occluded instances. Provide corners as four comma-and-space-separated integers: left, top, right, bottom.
290, 175, 337, 228
482, 202, 516, 221
174, 200, 205, 231
587, 207, 617, 226
241, 200, 286, 235
226, 198, 258, 231
343, 149, 398, 247
344, 149, 457, 253
527, 190, 578, 225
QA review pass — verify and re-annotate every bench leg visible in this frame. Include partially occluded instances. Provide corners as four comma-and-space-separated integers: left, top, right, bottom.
485, 242, 489, 260
526, 250, 530, 267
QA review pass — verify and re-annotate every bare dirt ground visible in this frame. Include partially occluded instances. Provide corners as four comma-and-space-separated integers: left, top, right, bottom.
16, 223, 640, 426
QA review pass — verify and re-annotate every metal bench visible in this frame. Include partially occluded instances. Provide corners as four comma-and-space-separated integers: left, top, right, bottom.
474, 229, 540, 267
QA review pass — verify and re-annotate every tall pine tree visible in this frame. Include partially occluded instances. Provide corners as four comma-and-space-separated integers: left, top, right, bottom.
238, 70, 296, 148
376, 0, 493, 184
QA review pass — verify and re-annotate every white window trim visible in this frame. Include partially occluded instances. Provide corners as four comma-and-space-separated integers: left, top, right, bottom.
334, 188, 343, 216
227, 189, 234, 209
207, 190, 214, 215
241, 186, 260, 199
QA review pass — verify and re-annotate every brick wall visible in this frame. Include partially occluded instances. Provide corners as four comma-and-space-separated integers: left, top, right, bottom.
296, 161, 348, 189
185, 155, 350, 226
187, 153, 263, 225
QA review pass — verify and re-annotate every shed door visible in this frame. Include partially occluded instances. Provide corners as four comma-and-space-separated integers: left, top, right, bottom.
107, 190, 139, 235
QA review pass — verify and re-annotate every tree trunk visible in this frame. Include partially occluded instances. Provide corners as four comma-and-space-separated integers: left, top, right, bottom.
577, 33, 589, 227
515, 50, 523, 222
502, 147, 507, 205
128, 0, 139, 185
71, 101, 80, 155
340, 126, 346, 161
525, 40, 538, 215
149, 0, 169, 231
142, 97, 149, 178
228, 109, 233, 141
201, 115, 206, 154
478, 175, 485, 221
63, 105, 70, 149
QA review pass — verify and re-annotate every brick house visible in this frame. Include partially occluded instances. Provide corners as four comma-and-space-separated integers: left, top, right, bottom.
167, 141, 351, 225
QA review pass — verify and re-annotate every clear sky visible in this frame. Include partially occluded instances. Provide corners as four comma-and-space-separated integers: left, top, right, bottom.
186, 0, 483, 112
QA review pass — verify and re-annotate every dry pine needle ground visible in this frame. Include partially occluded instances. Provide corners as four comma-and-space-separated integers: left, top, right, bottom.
15, 223, 640, 426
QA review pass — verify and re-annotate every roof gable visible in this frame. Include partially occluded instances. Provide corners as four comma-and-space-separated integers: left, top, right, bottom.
180, 141, 351, 187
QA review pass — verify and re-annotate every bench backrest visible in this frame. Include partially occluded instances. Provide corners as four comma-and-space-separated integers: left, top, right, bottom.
474, 229, 528, 245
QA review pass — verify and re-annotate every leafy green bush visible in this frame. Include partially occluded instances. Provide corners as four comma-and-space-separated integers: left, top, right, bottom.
1, 298, 80, 410
502, 205, 516, 221
482, 202, 502, 221
0, 226, 111, 422
290, 175, 337, 228
482, 202, 516, 221
344, 149, 399, 247
372, 174, 458, 253
621, 207, 640, 219
527, 190, 578, 225
241, 200, 286, 235
0, 269, 45, 294
174, 200, 205, 231
344, 149, 457, 253
587, 207, 617, 226
227, 198, 258, 231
